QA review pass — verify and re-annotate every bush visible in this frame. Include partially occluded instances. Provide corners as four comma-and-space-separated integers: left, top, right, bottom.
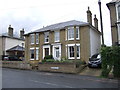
44, 55, 53, 59
101, 46, 120, 78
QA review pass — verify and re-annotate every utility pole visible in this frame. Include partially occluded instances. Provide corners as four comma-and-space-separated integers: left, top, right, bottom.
98, 0, 104, 45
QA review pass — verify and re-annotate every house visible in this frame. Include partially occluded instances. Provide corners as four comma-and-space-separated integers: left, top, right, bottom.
107, 0, 120, 45
24, 7, 101, 65
0, 25, 25, 60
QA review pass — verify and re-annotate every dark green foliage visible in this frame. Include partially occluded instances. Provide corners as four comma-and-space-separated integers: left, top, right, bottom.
44, 55, 53, 59
101, 46, 120, 78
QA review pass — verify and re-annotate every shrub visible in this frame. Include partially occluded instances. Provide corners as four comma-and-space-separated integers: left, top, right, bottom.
101, 46, 120, 78
44, 55, 53, 59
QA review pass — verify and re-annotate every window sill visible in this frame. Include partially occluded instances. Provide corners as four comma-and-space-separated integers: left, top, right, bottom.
68, 39, 74, 41
44, 42, 49, 44
30, 59, 34, 60
55, 41, 60, 43
68, 57, 75, 59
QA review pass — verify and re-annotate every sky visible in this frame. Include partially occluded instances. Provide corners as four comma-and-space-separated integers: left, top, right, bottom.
0, 0, 112, 46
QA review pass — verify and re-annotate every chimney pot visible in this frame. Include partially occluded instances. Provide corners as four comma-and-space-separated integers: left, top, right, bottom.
87, 6, 92, 25
20, 28, 25, 39
8, 25, 13, 37
94, 14, 98, 29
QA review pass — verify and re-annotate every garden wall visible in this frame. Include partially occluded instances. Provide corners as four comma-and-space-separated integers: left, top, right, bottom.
38, 62, 86, 73
2, 61, 31, 70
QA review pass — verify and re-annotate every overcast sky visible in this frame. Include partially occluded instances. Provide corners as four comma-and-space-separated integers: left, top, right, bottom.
0, 0, 112, 45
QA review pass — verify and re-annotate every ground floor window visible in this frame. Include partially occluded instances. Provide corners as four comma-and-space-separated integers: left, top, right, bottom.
67, 44, 80, 59
30, 48, 34, 60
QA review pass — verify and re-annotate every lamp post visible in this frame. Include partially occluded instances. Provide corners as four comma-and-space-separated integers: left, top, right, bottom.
98, 0, 104, 45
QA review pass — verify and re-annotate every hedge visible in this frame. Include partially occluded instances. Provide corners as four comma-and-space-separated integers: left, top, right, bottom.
101, 46, 120, 78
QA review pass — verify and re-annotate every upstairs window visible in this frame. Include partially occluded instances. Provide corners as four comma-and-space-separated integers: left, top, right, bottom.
118, 5, 120, 20
36, 33, 39, 44
55, 31, 60, 42
30, 34, 34, 44
44, 32, 49, 43
76, 27, 79, 40
68, 27, 74, 40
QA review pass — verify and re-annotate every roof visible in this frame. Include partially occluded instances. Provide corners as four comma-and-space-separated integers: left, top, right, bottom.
0, 33, 25, 41
107, 0, 120, 6
6, 45, 25, 52
25, 20, 89, 35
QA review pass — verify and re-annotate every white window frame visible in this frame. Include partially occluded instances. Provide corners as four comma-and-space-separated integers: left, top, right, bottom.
36, 47, 39, 60
76, 44, 80, 59
67, 44, 75, 59
118, 25, 120, 44
76, 27, 80, 40
30, 48, 35, 60
36, 33, 39, 44
44, 32, 49, 43
43, 45, 50, 59
30, 34, 34, 44
54, 31, 60, 42
68, 27, 74, 40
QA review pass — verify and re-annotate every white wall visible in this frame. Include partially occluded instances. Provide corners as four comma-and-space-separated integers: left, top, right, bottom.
90, 28, 101, 56
5, 37, 24, 55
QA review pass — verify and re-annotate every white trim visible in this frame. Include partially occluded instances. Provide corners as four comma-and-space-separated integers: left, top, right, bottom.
43, 45, 50, 59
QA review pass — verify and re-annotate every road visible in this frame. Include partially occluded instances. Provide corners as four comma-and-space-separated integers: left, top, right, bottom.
2, 68, 119, 88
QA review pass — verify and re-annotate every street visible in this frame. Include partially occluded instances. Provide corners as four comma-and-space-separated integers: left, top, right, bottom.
2, 68, 119, 88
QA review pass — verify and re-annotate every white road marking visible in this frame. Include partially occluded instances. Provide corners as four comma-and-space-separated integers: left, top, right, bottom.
29, 79, 73, 88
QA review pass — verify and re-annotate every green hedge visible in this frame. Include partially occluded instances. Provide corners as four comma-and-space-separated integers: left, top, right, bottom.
101, 46, 120, 78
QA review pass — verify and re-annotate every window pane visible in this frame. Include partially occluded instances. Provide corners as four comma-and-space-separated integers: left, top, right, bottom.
76, 28, 79, 39
31, 34, 34, 44
77, 46, 80, 57
30, 49, 34, 59
36, 49, 39, 60
55, 31, 60, 42
118, 6, 120, 19
36, 33, 39, 44
44, 32, 49, 43
69, 46, 74, 57
45, 48, 49, 56
68, 27, 74, 40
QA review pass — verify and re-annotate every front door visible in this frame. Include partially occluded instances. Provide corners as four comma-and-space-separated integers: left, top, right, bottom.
45, 48, 49, 57
55, 47, 59, 59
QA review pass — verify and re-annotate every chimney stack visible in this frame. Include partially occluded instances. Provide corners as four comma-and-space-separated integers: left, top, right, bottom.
87, 7, 92, 25
20, 28, 25, 39
94, 14, 98, 29
8, 25, 13, 37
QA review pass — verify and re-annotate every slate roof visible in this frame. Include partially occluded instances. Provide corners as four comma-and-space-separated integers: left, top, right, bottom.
107, 0, 120, 4
6, 45, 25, 52
25, 20, 89, 35
0, 33, 24, 41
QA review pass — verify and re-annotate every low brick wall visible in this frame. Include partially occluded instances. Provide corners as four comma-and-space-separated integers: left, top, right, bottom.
2, 61, 31, 70
38, 62, 86, 73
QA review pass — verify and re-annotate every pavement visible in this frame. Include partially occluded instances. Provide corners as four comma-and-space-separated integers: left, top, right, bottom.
79, 67, 102, 76
2, 68, 119, 88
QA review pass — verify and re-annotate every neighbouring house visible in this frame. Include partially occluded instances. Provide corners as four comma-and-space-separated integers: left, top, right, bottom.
24, 7, 101, 65
107, 0, 120, 45
0, 25, 25, 60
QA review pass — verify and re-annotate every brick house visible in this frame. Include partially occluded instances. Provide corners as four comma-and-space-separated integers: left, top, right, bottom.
24, 7, 101, 65
107, 0, 120, 45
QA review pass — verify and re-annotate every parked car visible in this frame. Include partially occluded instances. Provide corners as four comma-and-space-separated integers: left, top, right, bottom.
88, 53, 101, 68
